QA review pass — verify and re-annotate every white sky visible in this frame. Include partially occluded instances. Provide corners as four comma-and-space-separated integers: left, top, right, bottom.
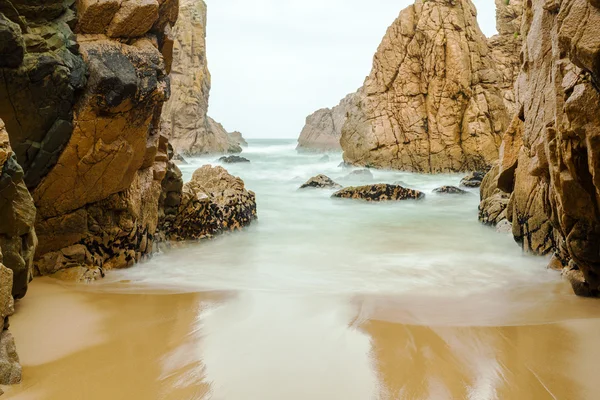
205, 0, 498, 139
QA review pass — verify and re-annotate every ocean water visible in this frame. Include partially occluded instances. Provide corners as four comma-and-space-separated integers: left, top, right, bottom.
103, 139, 563, 322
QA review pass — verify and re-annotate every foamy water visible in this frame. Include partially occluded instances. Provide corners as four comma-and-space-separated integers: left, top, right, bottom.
105, 139, 556, 298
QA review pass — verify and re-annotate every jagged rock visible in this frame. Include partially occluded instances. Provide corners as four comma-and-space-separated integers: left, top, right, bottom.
160, 0, 240, 155
219, 155, 250, 164
340, 0, 509, 172
460, 172, 486, 188
299, 175, 342, 189
0, 120, 37, 299
343, 169, 373, 181
161, 165, 257, 241
297, 92, 357, 152
478, 164, 510, 226
432, 186, 469, 195
332, 184, 425, 202
229, 131, 248, 147
107, 0, 159, 38
0, 249, 21, 385
490, 0, 600, 296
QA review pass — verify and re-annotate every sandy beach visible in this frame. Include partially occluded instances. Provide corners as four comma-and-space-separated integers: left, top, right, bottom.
3, 277, 600, 399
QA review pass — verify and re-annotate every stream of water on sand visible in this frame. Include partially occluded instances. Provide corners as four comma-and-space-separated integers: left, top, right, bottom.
6, 139, 600, 399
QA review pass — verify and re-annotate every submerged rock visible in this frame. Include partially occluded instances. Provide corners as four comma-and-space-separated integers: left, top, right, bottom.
433, 186, 469, 195
219, 155, 250, 164
460, 172, 486, 188
332, 184, 425, 202
299, 175, 342, 190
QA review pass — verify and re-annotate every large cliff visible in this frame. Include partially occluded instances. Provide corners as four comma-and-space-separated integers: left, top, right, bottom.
296, 92, 357, 152
340, 0, 510, 172
0, 0, 257, 380
160, 0, 241, 155
480, 0, 600, 297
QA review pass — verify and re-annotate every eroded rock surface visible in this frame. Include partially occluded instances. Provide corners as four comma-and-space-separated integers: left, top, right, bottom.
299, 175, 342, 189
332, 184, 425, 202
160, 0, 240, 155
340, 0, 509, 172
297, 92, 357, 152
460, 172, 486, 188
0, 248, 21, 386
229, 131, 248, 148
479, 0, 600, 296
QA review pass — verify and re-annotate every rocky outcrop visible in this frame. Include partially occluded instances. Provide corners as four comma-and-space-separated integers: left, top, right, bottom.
0, 120, 36, 300
478, 164, 510, 227
160, 0, 240, 155
340, 0, 510, 172
160, 166, 257, 241
460, 171, 486, 188
299, 175, 342, 189
479, 0, 600, 296
332, 184, 425, 201
297, 92, 357, 152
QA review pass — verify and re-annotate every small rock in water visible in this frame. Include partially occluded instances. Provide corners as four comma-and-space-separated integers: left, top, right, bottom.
332, 184, 425, 201
300, 175, 342, 189
343, 169, 373, 180
173, 153, 188, 165
432, 186, 469, 195
218, 155, 250, 164
319, 155, 330, 162
460, 171, 486, 188
338, 161, 353, 169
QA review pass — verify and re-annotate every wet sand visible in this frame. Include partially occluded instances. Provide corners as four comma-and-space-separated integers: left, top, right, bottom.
3, 278, 600, 399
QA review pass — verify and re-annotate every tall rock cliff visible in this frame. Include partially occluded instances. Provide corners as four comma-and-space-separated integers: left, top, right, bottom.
479, 0, 600, 297
340, 0, 510, 172
297, 92, 357, 152
160, 0, 241, 155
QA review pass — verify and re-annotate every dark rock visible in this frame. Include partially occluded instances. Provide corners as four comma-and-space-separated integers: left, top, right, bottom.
218, 155, 250, 164
433, 186, 469, 195
299, 175, 342, 189
0, 14, 24, 68
332, 184, 425, 201
460, 171, 486, 188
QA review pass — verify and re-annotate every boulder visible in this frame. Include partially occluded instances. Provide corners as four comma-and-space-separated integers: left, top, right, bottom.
219, 155, 250, 164
343, 169, 373, 181
332, 184, 425, 202
161, 165, 257, 241
460, 172, 486, 188
432, 186, 469, 195
299, 175, 342, 189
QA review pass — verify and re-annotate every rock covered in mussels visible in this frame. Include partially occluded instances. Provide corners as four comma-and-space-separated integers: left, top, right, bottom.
162, 165, 257, 241
219, 155, 250, 164
433, 186, 469, 195
332, 184, 425, 202
299, 175, 342, 189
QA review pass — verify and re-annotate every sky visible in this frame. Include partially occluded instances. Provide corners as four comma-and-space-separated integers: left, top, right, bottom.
205, 0, 498, 139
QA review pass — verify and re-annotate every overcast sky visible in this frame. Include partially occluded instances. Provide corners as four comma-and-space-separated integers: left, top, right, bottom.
205, 0, 497, 139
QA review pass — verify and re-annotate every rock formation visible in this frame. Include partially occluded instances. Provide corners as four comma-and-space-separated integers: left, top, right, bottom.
340, 0, 510, 172
229, 131, 248, 148
479, 0, 600, 296
160, 0, 241, 155
219, 155, 250, 164
332, 184, 425, 201
297, 92, 357, 152
160, 165, 257, 241
433, 186, 469, 195
299, 175, 342, 190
